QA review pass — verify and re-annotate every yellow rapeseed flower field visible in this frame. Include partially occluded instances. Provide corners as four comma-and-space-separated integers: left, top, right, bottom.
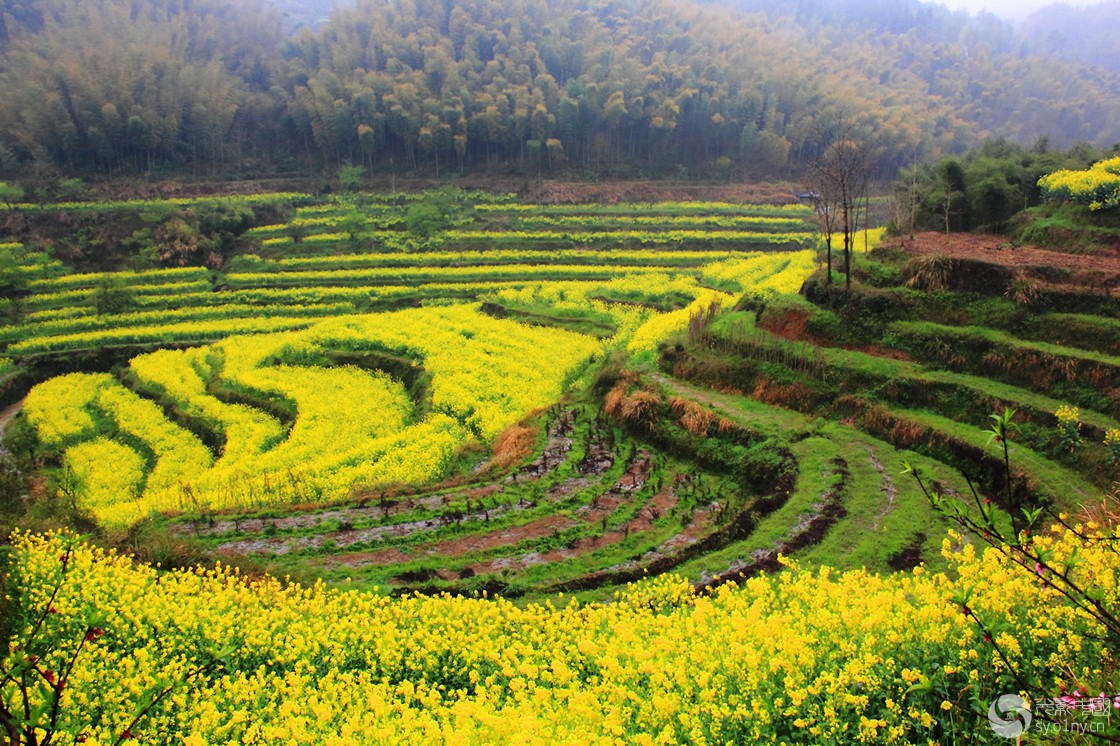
2, 520, 1115, 744
23, 305, 604, 524
18, 240, 824, 525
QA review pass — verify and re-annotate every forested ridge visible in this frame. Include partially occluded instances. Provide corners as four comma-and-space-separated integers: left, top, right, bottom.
0, 0, 1118, 182
1018, 2, 1120, 72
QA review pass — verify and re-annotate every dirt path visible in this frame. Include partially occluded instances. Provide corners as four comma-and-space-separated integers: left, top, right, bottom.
0, 398, 25, 434
865, 446, 899, 531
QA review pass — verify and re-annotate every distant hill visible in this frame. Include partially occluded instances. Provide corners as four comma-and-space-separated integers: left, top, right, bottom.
1019, 1, 1120, 72
720, 0, 976, 39
0, 0, 1117, 181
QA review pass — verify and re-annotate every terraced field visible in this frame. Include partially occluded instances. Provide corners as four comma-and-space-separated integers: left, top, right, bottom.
0, 194, 819, 593
1, 195, 814, 355
2, 192, 1115, 600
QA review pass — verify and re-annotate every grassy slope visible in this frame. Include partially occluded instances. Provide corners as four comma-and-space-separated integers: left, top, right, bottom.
652, 376, 959, 576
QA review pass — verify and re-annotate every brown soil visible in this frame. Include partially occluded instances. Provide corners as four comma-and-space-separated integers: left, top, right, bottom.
757, 308, 912, 361
887, 532, 927, 571
466, 488, 679, 576
187, 483, 505, 539
893, 232, 1120, 279
323, 514, 581, 569
211, 501, 519, 557
462, 485, 503, 499
329, 454, 659, 574
422, 514, 582, 559
588, 474, 727, 578
757, 308, 824, 345
640, 499, 718, 558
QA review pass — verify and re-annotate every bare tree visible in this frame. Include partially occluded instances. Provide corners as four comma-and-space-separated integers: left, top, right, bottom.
891, 159, 921, 244
809, 119, 876, 292
803, 176, 839, 286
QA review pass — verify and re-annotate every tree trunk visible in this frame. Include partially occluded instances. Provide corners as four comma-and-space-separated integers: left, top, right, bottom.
843, 205, 851, 292
826, 234, 833, 286
844, 230, 851, 292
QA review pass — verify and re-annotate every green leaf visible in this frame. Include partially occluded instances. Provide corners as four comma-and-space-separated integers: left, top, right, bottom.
905, 678, 932, 694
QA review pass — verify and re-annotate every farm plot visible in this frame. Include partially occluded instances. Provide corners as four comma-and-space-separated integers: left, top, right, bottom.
7, 194, 834, 590
24, 306, 603, 525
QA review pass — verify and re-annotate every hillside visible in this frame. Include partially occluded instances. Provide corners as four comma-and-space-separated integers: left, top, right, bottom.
0, 0, 1118, 183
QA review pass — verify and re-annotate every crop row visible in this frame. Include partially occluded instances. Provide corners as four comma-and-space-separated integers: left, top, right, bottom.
228, 248, 756, 273
24, 281, 216, 313
245, 213, 811, 239
18, 280, 623, 331
21, 282, 529, 321
8, 316, 321, 355
442, 229, 818, 246
252, 229, 816, 252
701, 250, 818, 295
495, 214, 811, 230
223, 263, 674, 289
10, 192, 311, 213
0, 303, 358, 345
246, 204, 397, 232
25, 267, 211, 293
474, 200, 813, 215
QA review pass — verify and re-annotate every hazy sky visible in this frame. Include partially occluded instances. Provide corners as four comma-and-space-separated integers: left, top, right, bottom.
943, 0, 1089, 20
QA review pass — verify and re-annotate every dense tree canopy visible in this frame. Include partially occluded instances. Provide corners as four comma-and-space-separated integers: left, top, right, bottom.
891, 139, 1110, 233
0, 0, 285, 176
0, 0, 1118, 181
